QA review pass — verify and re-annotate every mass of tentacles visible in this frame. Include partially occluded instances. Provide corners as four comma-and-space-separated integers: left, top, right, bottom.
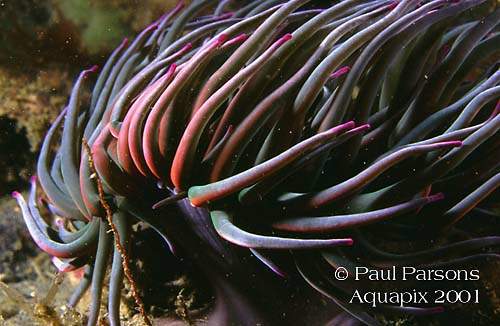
12, 0, 500, 325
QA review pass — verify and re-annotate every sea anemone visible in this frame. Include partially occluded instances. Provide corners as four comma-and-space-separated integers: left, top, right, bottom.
12, 0, 500, 325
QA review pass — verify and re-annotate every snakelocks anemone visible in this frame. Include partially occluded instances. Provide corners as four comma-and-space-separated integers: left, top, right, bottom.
12, 0, 500, 325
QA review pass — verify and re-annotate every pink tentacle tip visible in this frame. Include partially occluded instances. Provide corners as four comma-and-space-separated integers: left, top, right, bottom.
447, 140, 463, 147
433, 140, 462, 148
11, 191, 21, 199
227, 33, 249, 46
168, 244, 177, 256
216, 33, 229, 44
340, 120, 356, 130
345, 238, 354, 246
167, 63, 177, 74
278, 33, 293, 44
182, 43, 193, 52
120, 37, 129, 48
219, 12, 234, 19
351, 123, 371, 133
430, 306, 445, 314
325, 122, 354, 135
146, 22, 159, 31
330, 66, 350, 79
174, 0, 185, 9
30, 175, 37, 183
427, 192, 445, 203
387, 1, 399, 10
490, 100, 500, 119
84, 65, 99, 76
275, 269, 288, 278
